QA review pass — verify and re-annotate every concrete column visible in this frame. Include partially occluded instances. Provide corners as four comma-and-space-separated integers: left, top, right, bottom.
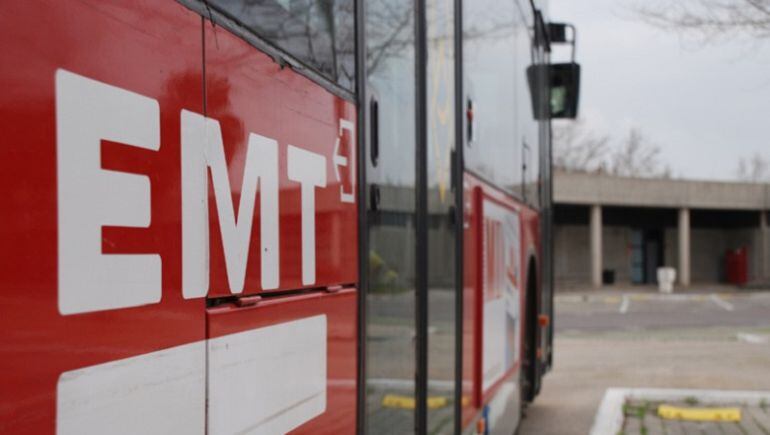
761, 210, 768, 281
590, 204, 603, 288
678, 207, 691, 286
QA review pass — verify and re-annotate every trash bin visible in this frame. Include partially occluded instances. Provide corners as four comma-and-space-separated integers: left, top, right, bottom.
657, 267, 676, 293
602, 269, 615, 285
725, 247, 748, 285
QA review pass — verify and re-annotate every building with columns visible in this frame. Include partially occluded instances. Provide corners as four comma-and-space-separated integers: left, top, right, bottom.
554, 172, 770, 289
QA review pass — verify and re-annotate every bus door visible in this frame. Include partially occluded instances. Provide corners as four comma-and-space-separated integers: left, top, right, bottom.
425, 0, 460, 433
362, 0, 420, 433
363, 0, 461, 432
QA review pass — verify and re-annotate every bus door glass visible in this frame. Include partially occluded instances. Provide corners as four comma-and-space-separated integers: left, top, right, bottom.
364, 0, 418, 432
425, 0, 458, 433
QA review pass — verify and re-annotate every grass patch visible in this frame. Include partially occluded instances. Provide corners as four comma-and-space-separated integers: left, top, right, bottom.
623, 401, 652, 434
684, 396, 700, 406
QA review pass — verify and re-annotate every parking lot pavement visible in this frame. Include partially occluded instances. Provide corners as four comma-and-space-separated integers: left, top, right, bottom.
518, 289, 770, 435
555, 291, 770, 333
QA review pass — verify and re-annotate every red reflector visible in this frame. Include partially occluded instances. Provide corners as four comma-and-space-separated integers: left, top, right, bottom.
538, 314, 550, 327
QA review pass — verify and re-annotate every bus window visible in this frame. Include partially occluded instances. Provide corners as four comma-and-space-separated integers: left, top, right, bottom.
515, 12, 540, 207
463, 1, 543, 206
426, 0, 457, 433
364, 0, 418, 432
206, 0, 355, 90
463, 0, 521, 194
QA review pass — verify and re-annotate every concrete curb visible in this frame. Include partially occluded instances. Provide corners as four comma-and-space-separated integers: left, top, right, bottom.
589, 388, 770, 435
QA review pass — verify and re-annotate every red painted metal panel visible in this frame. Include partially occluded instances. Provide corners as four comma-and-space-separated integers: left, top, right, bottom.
0, 1, 205, 433
207, 289, 358, 434
203, 20, 358, 298
0, 2, 359, 433
461, 172, 541, 429
461, 179, 480, 426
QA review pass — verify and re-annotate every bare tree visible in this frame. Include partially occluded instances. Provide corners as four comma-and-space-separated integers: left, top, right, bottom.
735, 152, 770, 181
552, 119, 611, 173
553, 122, 672, 178
633, 0, 770, 42
610, 128, 671, 178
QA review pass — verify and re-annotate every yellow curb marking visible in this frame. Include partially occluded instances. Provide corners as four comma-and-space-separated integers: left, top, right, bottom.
658, 404, 741, 422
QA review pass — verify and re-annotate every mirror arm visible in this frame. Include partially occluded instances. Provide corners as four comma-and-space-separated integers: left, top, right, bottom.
567, 24, 577, 63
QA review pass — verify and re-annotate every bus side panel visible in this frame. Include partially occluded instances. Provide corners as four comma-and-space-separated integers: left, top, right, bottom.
206, 290, 357, 435
202, 19, 358, 299
462, 179, 481, 427
0, 1, 205, 433
462, 173, 540, 432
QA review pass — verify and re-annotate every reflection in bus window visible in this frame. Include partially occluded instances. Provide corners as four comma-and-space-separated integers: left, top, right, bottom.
426, 0, 457, 433
365, 1, 417, 433
207, 0, 355, 90
464, 0, 539, 202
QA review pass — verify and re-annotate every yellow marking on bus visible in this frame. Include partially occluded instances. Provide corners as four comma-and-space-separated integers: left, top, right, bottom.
381, 394, 449, 409
657, 404, 741, 422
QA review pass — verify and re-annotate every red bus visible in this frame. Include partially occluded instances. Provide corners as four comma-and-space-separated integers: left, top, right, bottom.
0, 1, 578, 433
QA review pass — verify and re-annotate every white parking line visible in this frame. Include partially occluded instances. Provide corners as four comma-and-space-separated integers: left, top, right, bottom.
709, 294, 734, 311
737, 332, 769, 344
618, 295, 630, 314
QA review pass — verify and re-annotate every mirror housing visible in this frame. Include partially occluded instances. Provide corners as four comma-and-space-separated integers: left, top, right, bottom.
527, 62, 581, 120
548, 23, 575, 45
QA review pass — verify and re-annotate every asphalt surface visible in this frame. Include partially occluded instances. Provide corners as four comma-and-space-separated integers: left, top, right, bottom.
555, 291, 770, 334
518, 289, 770, 435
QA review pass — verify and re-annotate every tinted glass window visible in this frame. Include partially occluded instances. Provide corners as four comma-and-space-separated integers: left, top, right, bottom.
426, 0, 457, 433
208, 0, 355, 90
464, 0, 538, 200
364, 0, 418, 432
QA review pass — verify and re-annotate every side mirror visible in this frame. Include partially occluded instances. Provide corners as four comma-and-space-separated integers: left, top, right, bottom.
548, 63, 581, 119
527, 62, 581, 120
548, 23, 575, 45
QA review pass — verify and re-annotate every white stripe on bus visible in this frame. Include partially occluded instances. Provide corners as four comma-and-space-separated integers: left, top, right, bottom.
57, 315, 327, 435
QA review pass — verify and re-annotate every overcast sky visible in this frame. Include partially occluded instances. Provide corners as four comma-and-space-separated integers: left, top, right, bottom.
549, 0, 770, 181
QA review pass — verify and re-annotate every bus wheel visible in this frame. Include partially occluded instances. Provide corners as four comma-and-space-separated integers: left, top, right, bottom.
522, 260, 539, 403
